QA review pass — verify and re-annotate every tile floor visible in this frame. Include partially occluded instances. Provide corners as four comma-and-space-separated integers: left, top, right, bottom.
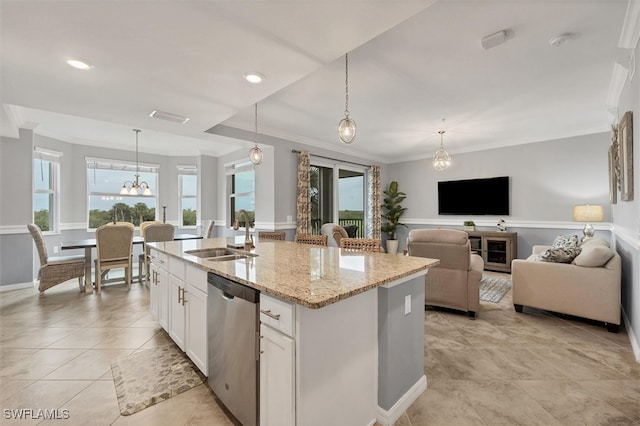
0, 273, 638, 425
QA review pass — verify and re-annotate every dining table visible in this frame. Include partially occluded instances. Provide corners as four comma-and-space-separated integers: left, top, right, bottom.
61, 233, 203, 293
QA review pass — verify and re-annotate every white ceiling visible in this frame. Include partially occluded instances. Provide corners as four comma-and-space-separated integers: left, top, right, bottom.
1, 0, 632, 164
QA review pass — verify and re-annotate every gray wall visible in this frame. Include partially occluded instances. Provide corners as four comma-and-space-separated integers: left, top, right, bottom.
378, 275, 425, 410
612, 40, 639, 357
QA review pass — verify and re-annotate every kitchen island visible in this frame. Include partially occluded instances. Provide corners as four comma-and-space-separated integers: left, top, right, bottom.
148, 237, 438, 426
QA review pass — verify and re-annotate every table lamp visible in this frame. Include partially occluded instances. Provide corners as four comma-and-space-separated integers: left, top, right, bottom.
573, 204, 604, 241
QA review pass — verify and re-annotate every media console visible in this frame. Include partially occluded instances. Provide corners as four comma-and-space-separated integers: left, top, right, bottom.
467, 230, 517, 273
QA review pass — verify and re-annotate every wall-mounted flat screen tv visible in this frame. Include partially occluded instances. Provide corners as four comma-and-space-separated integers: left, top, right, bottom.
438, 176, 510, 215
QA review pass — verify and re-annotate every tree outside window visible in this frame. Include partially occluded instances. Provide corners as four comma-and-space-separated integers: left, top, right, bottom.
33, 149, 60, 232
227, 161, 255, 228
179, 167, 197, 227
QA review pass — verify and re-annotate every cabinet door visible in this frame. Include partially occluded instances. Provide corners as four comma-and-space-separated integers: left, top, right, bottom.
260, 324, 295, 426
157, 267, 169, 331
168, 274, 186, 351
483, 236, 511, 272
149, 263, 158, 320
186, 283, 207, 375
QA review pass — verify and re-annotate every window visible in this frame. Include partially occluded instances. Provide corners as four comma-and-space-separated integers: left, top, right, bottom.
33, 148, 61, 232
226, 160, 255, 228
86, 157, 158, 229
179, 166, 198, 227
310, 159, 366, 237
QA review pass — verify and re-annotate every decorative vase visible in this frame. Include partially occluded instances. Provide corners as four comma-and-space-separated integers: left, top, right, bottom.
386, 239, 399, 255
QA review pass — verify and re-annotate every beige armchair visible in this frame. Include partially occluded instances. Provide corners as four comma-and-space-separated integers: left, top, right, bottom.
27, 224, 85, 297
139, 223, 175, 283
320, 223, 349, 247
407, 229, 484, 319
95, 223, 134, 294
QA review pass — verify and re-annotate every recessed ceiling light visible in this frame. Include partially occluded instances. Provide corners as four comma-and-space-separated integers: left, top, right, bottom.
243, 72, 265, 84
149, 110, 190, 124
66, 58, 94, 70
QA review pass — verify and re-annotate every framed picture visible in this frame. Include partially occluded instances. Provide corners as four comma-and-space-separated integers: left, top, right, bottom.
618, 111, 634, 201
609, 144, 617, 204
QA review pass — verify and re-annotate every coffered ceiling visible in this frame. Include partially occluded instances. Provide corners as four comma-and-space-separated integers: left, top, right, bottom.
1, 0, 633, 164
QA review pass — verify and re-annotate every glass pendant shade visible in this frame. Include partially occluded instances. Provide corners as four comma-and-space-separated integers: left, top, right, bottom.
338, 53, 356, 144
249, 103, 264, 165
338, 117, 356, 144
249, 144, 263, 165
433, 127, 451, 171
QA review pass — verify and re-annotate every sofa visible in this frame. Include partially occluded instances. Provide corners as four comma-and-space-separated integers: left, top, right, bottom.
512, 236, 621, 332
407, 229, 484, 319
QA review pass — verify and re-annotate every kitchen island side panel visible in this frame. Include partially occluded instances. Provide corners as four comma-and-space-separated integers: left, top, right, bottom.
378, 276, 425, 411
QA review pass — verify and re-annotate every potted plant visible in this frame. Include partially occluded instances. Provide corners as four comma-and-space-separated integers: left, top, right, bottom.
381, 181, 408, 254
463, 221, 475, 231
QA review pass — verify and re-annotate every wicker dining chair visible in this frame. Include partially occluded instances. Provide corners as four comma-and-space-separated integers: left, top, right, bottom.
339, 238, 382, 252
95, 223, 134, 294
138, 223, 175, 283
27, 224, 85, 298
140, 220, 162, 238
294, 234, 328, 246
258, 231, 286, 241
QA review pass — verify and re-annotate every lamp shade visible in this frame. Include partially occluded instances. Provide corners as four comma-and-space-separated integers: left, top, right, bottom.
573, 205, 604, 222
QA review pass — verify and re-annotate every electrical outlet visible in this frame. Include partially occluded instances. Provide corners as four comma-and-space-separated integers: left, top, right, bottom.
53, 246, 59, 253
404, 294, 411, 315
286, 215, 292, 223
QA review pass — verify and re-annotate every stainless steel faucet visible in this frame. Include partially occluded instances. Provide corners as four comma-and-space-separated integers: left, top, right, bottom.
233, 209, 254, 251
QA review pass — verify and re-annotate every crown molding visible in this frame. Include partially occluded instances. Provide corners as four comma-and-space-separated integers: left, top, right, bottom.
606, 62, 630, 107
619, 0, 640, 48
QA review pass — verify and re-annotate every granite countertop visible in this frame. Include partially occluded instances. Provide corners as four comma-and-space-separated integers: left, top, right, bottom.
148, 237, 439, 309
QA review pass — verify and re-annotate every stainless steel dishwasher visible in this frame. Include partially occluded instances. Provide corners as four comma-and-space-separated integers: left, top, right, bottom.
207, 273, 260, 426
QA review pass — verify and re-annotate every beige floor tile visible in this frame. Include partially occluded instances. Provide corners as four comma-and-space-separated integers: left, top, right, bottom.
0, 380, 90, 425
45, 328, 120, 349
0, 349, 84, 380
575, 379, 640, 423
533, 347, 627, 380
406, 379, 486, 426
0, 379, 35, 403
1, 327, 76, 349
37, 381, 121, 426
184, 387, 238, 426
454, 380, 562, 425
44, 349, 133, 380
478, 346, 568, 380
424, 351, 451, 380
513, 379, 637, 425
431, 348, 511, 380
91, 327, 161, 350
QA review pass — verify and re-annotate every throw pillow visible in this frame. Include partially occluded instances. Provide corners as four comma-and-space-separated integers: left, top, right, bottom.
573, 244, 615, 267
552, 235, 580, 249
539, 247, 582, 263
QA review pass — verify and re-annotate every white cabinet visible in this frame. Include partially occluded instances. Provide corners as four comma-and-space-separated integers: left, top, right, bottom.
149, 251, 169, 330
185, 264, 208, 374
260, 323, 295, 426
168, 274, 186, 350
259, 293, 295, 426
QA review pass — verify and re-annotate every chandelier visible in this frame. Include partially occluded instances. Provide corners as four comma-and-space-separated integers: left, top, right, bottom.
338, 53, 356, 144
249, 103, 263, 165
433, 119, 452, 171
120, 129, 152, 195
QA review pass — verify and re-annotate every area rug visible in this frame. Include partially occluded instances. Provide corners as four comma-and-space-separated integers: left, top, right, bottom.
111, 344, 205, 416
479, 276, 512, 303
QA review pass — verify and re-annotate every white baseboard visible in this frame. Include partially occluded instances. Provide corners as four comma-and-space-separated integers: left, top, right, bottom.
622, 308, 640, 363
0, 281, 36, 292
376, 375, 427, 426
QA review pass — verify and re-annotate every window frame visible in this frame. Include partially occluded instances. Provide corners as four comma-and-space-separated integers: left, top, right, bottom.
86, 157, 159, 230
310, 157, 368, 236
225, 160, 256, 229
178, 165, 198, 228
33, 148, 61, 234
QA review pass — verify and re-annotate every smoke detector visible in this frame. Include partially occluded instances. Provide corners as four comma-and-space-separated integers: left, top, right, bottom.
481, 30, 508, 50
549, 33, 573, 47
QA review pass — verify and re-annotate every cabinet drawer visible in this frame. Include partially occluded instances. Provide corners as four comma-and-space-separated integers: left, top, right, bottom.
186, 264, 207, 294
260, 293, 295, 337
169, 256, 185, 280
150, 251, 168, 267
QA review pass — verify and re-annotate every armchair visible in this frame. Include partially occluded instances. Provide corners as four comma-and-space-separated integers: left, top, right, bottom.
407, 229, 484, 319
320, 223, 349, 247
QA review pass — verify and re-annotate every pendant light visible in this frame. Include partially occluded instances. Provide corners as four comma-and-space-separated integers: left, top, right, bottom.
338, 53, 356, 144
433, 119, 452, 171
120, 129, 152, 195
249, 103, 263, 165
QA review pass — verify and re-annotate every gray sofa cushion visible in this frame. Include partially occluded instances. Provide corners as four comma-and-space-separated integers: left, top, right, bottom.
539, 247, 581, 263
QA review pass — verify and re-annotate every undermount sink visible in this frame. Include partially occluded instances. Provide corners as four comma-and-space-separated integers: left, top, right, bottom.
184, 247, 257, 261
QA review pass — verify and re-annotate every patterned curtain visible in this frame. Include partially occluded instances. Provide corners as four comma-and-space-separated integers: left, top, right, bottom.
296, 150, 311, 235
367, 165, 381, 239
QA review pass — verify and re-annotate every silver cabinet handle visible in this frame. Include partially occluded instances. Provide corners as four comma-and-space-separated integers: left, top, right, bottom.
260, 309, 281, 320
